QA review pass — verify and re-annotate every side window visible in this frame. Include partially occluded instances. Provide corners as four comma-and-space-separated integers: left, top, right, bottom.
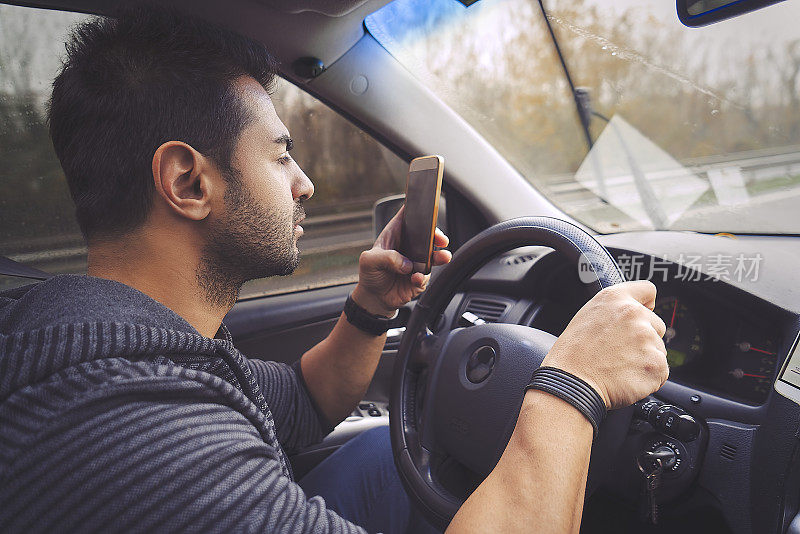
239, 81, 407, 298
0, 5, 92, 292
0, 4, 407, 296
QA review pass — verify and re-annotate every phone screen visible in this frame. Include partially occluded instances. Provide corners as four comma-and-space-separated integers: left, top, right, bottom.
400, 156, 443, 273
777, 332, 800, 390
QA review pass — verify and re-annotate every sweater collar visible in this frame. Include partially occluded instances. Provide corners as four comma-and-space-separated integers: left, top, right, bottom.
0, 274, 229, 340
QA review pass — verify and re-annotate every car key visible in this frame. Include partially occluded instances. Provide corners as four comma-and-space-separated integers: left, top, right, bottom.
645, 462, 662, 525
637, 451, 665, 525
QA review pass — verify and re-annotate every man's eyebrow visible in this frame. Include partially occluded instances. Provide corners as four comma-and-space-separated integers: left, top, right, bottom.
275, 134, 294, 151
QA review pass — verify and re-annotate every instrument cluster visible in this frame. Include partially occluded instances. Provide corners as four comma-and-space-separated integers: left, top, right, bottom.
651, 289, 780, 405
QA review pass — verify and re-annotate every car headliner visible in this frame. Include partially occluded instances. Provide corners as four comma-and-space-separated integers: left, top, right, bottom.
2, 0, 393, 83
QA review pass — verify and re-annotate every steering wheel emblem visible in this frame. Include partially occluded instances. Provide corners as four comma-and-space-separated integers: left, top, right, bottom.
466, 345, 496, 383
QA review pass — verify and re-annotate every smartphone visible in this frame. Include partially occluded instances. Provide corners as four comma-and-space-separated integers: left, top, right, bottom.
400, 155, 444, 274
774, 330, 800, 405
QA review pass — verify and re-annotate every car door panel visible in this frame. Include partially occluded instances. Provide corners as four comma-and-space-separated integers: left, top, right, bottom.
225, 282, 400, 403
225, 283, 352, 362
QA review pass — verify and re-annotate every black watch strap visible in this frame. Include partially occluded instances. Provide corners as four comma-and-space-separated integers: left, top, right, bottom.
343, 294, 396, 336
525, 366, 607, 438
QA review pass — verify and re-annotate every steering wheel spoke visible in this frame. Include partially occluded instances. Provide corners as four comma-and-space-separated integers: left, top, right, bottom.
409, 330, 445, 370
407, 330, 449, 450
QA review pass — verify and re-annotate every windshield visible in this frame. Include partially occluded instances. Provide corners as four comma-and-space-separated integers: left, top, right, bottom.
366, 0, 800, 234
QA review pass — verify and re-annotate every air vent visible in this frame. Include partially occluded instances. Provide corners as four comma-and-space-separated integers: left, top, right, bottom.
503, 253, 537, 266
383, 327, 405, 351
720, 443, 737, 461
463, 296, 509, 323
501, 248, 550, 266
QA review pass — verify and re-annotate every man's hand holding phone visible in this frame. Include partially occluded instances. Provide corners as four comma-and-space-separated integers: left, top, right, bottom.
352, 205, 451, 317
352, 155, 449, 317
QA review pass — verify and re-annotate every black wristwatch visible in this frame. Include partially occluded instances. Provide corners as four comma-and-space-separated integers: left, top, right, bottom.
343, 294, 398, 336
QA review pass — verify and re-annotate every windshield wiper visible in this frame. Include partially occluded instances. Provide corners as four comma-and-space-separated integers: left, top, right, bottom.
538, 1, 669, 229
537, 0, 609, 202
537, 0, 593, 153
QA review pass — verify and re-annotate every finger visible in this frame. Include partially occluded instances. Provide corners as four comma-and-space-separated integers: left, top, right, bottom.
411, 272, 428, 288
433, 228, 449, 248
384, 204, 405, 229
431, 249, 452, 266
380, 204, 406, 235
375, 205, 406, 248
618, 280, 657, 310
363, 248, 412, 274
649, 310, 667, 338
653, 347, 670, 387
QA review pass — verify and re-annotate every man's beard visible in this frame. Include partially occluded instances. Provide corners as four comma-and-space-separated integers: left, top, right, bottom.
197, 171, 304, 307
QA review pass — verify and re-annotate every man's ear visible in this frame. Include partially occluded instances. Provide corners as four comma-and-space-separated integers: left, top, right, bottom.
152, 141, 215, 221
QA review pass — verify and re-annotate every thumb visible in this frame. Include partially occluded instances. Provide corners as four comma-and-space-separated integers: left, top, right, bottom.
364, 248, 413, 274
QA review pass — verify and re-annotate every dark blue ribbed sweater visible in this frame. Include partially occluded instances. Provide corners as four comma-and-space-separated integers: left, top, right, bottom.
0, 275, 365, 533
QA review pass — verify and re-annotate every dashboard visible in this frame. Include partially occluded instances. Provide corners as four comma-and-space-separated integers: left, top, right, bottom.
450, 241, 797, 411
438, 233, 800, 533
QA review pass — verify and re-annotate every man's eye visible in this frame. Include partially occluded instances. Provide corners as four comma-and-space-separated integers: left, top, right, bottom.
279, 153, 292, 165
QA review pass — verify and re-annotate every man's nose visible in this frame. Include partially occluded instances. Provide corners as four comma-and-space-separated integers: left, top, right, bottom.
293, 166, 314, 202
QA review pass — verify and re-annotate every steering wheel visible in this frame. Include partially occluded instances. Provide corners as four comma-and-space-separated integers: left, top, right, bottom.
390, 217, 631, 529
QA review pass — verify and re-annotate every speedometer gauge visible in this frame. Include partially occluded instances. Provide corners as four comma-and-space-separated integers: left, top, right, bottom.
724, 322, 779, 403
654, 297, 703, 369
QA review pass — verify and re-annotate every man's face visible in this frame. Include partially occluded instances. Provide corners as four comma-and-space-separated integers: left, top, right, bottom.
199, 76, 314, 302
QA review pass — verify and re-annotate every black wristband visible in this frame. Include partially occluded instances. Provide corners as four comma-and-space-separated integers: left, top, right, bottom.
525, 366, 607, 438
343, 294, 396, 336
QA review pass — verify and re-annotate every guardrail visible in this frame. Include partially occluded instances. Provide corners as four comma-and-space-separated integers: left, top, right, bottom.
301, 209, 371, 230
4, 208, 375, 268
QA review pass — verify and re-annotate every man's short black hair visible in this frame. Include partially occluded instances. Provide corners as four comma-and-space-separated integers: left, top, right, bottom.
48, 6, 278, 240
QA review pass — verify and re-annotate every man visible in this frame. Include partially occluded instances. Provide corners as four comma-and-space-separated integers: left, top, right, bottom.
0, 6, 668, 534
